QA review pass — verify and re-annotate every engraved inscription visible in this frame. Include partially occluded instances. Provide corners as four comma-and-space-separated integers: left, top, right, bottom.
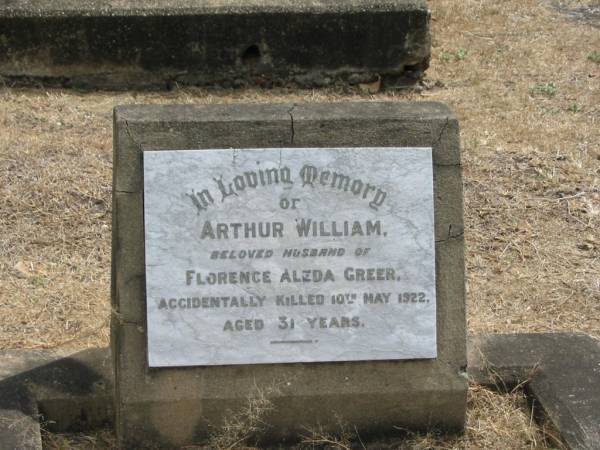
144, 147, 436, 367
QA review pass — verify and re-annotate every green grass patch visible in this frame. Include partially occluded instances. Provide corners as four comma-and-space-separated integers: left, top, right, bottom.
588, 51, 600, 63
532, 83, 557, 97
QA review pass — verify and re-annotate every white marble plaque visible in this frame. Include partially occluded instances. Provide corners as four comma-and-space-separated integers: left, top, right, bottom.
143, 148, 436, 367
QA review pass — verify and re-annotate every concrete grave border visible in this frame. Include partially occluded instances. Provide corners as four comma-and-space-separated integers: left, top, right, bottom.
1, 333, 598, 449
468, 333, 600, 450
0, 348, 113, 450
0, 0, 431, 90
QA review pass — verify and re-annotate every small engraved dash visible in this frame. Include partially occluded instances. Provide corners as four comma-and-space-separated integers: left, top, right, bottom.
270, 340, 314, 344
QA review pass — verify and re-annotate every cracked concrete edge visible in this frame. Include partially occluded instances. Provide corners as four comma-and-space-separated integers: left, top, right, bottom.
1, 333, 599, 448
112, 101, 460, 193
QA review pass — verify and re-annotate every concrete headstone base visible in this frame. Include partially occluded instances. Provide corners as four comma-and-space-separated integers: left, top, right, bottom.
1, 333, 599, 449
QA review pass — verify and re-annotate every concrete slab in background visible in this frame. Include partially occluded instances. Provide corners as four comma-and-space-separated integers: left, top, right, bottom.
0, 0, 431, 90
469, 333, 600, 450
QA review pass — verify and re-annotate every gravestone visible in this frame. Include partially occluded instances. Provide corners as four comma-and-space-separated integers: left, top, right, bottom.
111, 102, 466, 448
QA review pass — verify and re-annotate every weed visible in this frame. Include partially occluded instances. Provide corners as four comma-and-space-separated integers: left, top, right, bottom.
42, 429, 117, 450
568, 102, 580, 112
532, 82, 557, 96
456, 48, 468, 60
587, 51, 600, 63
206, 381, 282, 449
30, 276, 47, 287
440, 51, 454, 62
301, 415, 364, 450
440, 48, 469, 62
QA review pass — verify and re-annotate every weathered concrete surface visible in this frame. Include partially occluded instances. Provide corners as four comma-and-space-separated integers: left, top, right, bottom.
112, 102, 466, 448
0, 348, 113, 433
0, 0, 430, 90
470, 333, 600, 450
0, 386, 41, 450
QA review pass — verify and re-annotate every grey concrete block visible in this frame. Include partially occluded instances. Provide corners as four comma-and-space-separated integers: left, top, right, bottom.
0, 389, 41, 450
290, 102, 461, 167
469, 333, 600, 450
0, 0, 430, 90
112, 101, 467, 448
0, 348, 113, 433
112, 103, 292, 194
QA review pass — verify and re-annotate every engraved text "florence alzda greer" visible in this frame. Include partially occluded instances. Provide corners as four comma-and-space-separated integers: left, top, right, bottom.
185, 164, 388, 214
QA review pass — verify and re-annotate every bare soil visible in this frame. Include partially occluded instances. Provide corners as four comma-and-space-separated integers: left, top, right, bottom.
1, 0, 598, 448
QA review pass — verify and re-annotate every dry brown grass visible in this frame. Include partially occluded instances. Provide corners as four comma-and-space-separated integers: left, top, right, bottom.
428, 0, 600, 339
3, 0, 599, 448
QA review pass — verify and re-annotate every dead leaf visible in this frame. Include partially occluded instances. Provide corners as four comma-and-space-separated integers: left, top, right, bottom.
13, 261, 31, 278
